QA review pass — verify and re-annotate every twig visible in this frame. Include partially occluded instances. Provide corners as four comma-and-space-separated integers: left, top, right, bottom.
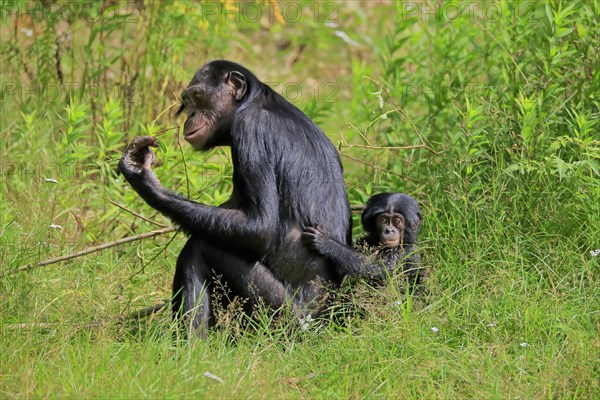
475, 21, 529, 84
341, 153, 417, 182
3, 321, 106, 330
3, 302, 169, 331
153, 103, 180, 125
347, 122, 374, 146
153, 124, 180, 137
340, 143, 427, 151
363, 76, 439, 155
3, 323, 59, 330
1, 227, 178, 278
109, 200, 168, 228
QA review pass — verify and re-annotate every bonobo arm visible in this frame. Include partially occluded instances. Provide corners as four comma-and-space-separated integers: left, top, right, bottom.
118, 136, 275, 252
302, 227, 386, 279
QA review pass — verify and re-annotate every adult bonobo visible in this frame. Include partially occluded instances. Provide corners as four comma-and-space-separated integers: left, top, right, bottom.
118, 60, 351, 335
303, 193, 425, 286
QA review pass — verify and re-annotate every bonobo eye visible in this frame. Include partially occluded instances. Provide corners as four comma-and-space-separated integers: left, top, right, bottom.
175, 102, 186, 117
392, 216, 404, 227
176, 90, 192, 116
178, 88, 212, 113
378, 216, 388, 226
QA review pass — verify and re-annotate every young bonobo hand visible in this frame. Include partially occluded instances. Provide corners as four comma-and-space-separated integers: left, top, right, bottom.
302, 226, 331, 252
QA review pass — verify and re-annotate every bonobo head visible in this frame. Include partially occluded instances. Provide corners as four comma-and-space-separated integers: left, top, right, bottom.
176, 60, 260, 150
370, 211, 404, 247
361, 193, 422, 247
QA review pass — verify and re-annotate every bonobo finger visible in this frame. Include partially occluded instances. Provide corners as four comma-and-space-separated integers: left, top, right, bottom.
142, 147, 156, 169
131, 136, 159, 152
301, 230, 319, 247
302, 231, 314, 238
301, 231, 315, 241
303, 227, 320, 235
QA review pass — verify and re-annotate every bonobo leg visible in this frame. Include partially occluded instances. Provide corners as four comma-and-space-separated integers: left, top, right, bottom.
173, 236, 289, 335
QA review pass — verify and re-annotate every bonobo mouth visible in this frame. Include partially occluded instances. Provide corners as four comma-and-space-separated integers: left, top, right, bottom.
382, 239, 400, 247
184, 127, 201, 139
183, 121, 209, 141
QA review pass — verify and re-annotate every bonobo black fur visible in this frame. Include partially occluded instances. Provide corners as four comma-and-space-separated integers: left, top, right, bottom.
118, 60, 352, 335
303, 193, 424, 286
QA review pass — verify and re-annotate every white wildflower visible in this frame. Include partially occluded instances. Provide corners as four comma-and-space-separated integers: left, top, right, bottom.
203, 371, 223, 383
49, 224, 62, 229
45, 178, 59, 184
431, 326, 439, 333
519, 342, 528, 347
590, 249, 600, 257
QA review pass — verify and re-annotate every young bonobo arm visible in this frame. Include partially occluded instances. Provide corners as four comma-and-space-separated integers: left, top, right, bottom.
302, 227, 385, 279
118, 136, 274, 251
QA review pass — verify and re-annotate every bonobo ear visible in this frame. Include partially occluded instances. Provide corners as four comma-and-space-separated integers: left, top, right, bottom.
227, 71, 247, 100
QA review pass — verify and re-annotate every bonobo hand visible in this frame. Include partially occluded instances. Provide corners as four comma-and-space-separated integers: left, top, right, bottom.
118, 136, 159, 178
302, 226, 328, 252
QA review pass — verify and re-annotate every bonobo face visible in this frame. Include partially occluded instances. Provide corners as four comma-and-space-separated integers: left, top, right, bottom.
178, 62, 247, 150
375, 212, 405, 247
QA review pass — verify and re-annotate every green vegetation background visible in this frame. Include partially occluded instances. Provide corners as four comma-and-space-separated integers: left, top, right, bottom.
1, 1, 598, 398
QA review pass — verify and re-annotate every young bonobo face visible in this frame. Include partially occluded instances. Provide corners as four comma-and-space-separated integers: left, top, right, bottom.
375, 212, 405, 247
178, 63, 247, 150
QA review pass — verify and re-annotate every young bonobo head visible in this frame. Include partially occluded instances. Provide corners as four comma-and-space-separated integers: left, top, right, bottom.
361, 193, 422, 248
370, 212, 404, 247
176, 60, 257, 150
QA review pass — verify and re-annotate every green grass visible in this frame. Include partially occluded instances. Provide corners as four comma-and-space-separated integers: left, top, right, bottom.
1, 1, 599, 398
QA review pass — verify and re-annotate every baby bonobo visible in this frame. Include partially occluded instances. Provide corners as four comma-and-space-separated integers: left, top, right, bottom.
303, 193, 424, 286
